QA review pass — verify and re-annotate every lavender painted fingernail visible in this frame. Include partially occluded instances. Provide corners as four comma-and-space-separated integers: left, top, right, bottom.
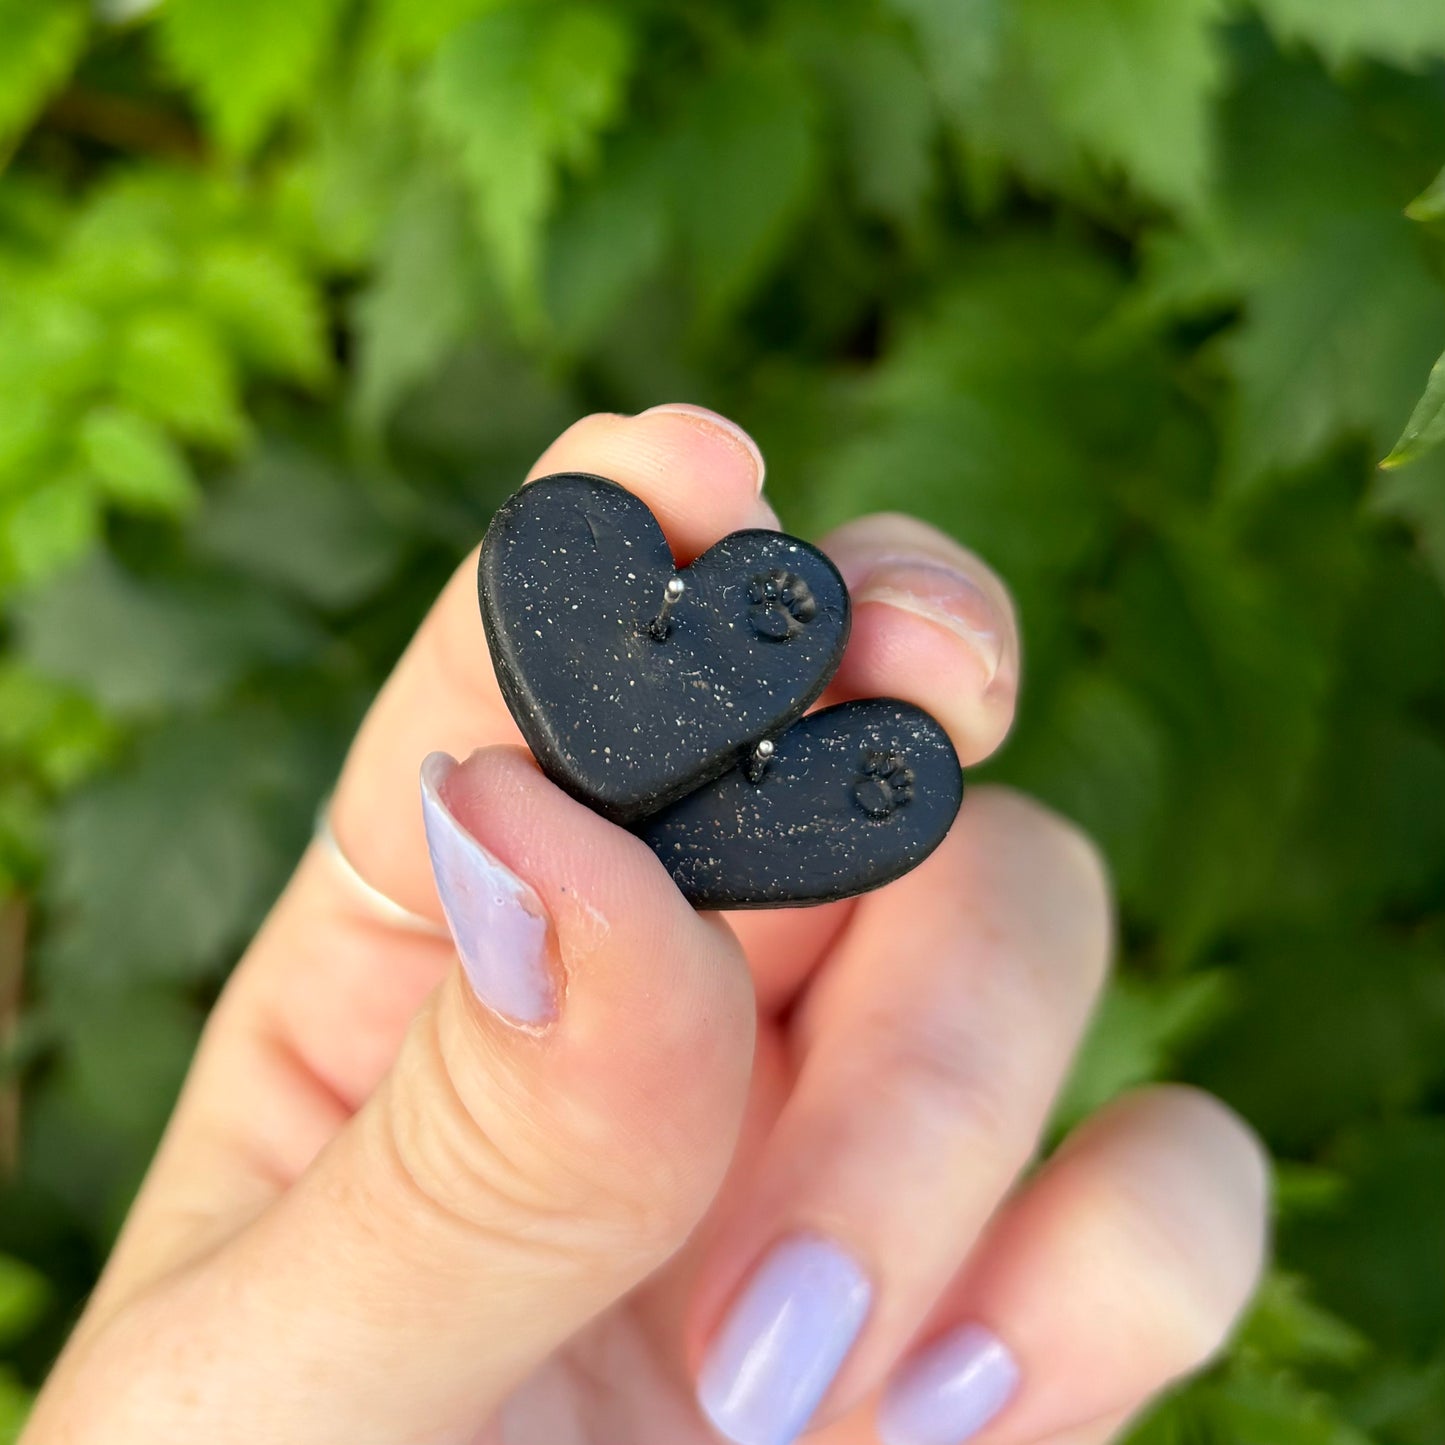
878, 1323, 1020, 1445
697, 1234, 872, 1445
420, 752, 555, 1026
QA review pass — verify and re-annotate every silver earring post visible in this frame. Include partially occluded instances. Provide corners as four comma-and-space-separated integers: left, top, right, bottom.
744, 737, 775, 784
648, 576, 686, 640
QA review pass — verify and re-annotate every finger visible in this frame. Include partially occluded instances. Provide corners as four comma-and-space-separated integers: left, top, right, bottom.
803, 1402, 1135, 1445
874, 1086, 1268, 1445
729, 516, 1023, 1010
822, 514, 1020, 766
33, 749, 756, 1444
686, 787, 1112, 1445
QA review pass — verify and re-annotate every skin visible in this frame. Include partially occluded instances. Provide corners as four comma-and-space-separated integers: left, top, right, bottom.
22, 408, 1269, 1445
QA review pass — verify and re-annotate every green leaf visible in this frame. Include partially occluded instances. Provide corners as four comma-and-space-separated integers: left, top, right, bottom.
1138, 50, 1445, 489
1290, 1120, 1445, 1359
809, 237, 1126, 589
41, 715, 313, 983
0, 662, 116, 789
0, 1367, 31, 1444
0, 780, 47, 892
1238, 1273, 1370, 1369
1132, 1373, 1376, 1445
272, 60, 412, 270
1015, 0, 1224, 209
48, 989, 201, 1143
421, 1, 636, 319
1373, 450, 1445, 591
1000, 671, 1170, 903
15, 553, 322, 714
79, 404, 198, 516
544, 135, 668, 351
930, 20, 1095, 212
1054, 972, 1232, 1132
0, 1255, 49, 1349
155, 0, 349, 154
194, 240, 332, 387
1382, 349, 1445, 470
1104, 525, 1336, 960
805, 24, 939, 224
353, 163, 485, 429
1406, 166, 1445, 223
1225, 220, 1445, 487
0, 390, 63, 488
115, 309, 247, 449
1252, 0, 1445, 69
886, 0, 1003, 118
369, 0, 502, 59
0, 0, 88, 147
670, 58, 821, 319
1347, 1351, 1445, 1445
1193, 935, 1445, 1151
0, 474, 98, 588
192, 443, 404, 608
1274, 1164, 1350, 1220
1280, 551, 1445, 913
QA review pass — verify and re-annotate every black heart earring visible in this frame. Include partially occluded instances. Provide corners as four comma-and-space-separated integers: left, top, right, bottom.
479, 473, 850, 823
632, 698, 963, 908
479, 473, 964, 906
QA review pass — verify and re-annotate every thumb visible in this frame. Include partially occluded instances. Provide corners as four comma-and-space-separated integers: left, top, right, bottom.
87, 749, 755, 1443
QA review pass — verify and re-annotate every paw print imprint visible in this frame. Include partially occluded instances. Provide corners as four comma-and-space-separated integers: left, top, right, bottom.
747, 568, 817, 639
852, 749, 915, 819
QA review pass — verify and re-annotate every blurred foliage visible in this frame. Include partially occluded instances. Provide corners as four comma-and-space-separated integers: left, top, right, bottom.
0, 0, 1443, 1436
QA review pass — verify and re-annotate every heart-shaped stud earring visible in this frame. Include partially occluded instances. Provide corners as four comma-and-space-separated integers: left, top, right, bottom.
632, 698, 963, 907
479, 473, 851, 824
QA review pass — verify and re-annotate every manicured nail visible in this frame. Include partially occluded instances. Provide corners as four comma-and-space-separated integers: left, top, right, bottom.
877, 1323, 1020, 1445
640, 402, 767, 492
851, 556, 1007, 688
697, 1234, 872, 1445
420, 752, 556, 1026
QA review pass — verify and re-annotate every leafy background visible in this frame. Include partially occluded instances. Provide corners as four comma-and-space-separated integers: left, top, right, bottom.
0, 0, 1443, 1437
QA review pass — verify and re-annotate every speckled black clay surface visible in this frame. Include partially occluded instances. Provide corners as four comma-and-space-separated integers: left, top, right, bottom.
479, 473, 850, 824
632, 698, 962, 908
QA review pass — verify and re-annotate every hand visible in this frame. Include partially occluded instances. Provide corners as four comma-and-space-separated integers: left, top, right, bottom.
24, 407, 1268, 1445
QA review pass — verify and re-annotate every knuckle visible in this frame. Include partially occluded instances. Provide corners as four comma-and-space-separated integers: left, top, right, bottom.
986, 785, 1113, 907
379, 1013, 561, 1236
972, 786, 1115, 996
376, 999, 711, 1268
866, 1012, 1039, 1179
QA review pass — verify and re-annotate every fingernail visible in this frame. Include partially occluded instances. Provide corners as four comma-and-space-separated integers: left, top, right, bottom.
640, 403, 767, 493
697, 1234, 872, 1445
756, 495, 783, 530
850, 556, 1006, 688
420, 752, 556, 1026
878, 1324, 1020, 1445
